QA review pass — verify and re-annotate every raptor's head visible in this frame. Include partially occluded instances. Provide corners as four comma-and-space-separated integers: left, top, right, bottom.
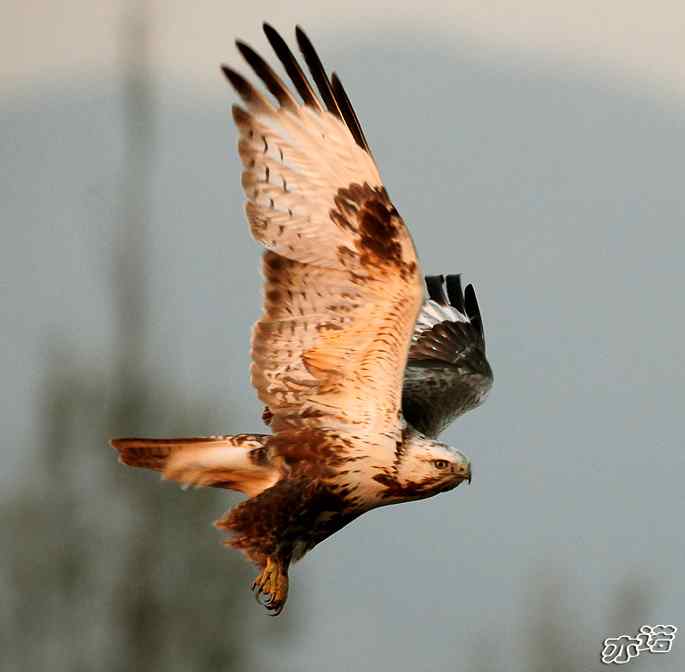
373, 432, 471, 503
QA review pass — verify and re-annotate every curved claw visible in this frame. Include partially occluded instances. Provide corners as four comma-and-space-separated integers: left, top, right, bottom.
250, 556, 289, 616
269, 603, 285, 616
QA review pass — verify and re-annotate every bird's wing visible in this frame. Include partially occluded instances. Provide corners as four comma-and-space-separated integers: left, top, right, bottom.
402, 275, 493, 438
225, 25, 423, 453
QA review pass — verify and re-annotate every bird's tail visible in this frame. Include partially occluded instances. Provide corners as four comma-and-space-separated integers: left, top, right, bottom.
110, 434, 279, 497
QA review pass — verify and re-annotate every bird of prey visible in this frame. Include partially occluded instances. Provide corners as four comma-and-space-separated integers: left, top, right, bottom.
111, 24, 492, 615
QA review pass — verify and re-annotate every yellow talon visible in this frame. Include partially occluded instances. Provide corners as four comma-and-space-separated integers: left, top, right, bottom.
251, 556, 289, 615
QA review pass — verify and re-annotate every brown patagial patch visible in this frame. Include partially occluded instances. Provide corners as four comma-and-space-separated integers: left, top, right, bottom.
330, 182, 417, 279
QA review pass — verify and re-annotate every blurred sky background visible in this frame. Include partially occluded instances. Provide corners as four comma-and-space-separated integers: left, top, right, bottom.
2, 1, 684, 671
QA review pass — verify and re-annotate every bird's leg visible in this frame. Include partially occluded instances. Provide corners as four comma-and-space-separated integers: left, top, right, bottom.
251, 556, 289, 615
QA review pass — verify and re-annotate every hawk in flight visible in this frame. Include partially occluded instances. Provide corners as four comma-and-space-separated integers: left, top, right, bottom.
112, 24, 492, 615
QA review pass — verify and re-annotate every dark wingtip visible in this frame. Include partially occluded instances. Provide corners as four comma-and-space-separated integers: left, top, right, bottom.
235, 39, 250, 56
425, 275, 447, 304
464, 283, 485, 344
424, 274, 487, 346
236, 38, 293, 108
331, 71, 371, 152
262, 22, 281, 48
445, 274, 465, 313
221, 64, 241, 87
221, 65, 257, 105
234, 41, 255, 72
259, 24, 372, 155
263, 22, 321, 110
463, 283, 480, 319
294, 25, 341, 118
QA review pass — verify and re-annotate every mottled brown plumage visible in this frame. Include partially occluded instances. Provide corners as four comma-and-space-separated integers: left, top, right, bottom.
111, 24, 483, 615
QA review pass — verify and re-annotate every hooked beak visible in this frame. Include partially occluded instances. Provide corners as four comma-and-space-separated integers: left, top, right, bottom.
453, 458, 471, 485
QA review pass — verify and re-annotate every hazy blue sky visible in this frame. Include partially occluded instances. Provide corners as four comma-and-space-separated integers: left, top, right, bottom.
2, 3, 684, 671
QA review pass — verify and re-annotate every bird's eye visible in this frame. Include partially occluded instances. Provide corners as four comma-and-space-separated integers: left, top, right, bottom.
433, 459, 450, 470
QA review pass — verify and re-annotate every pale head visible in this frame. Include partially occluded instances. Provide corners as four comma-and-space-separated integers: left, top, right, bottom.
372, 430, 471, 505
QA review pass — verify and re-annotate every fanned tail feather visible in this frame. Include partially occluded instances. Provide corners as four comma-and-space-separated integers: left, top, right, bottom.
110, 435, 279, 496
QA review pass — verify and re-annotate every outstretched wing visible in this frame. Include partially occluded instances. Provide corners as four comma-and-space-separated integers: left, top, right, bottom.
402, 274, 493, 438
224, 25, 422, 453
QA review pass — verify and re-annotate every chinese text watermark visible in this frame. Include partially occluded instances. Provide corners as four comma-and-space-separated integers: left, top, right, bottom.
601, 625, 677, 664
